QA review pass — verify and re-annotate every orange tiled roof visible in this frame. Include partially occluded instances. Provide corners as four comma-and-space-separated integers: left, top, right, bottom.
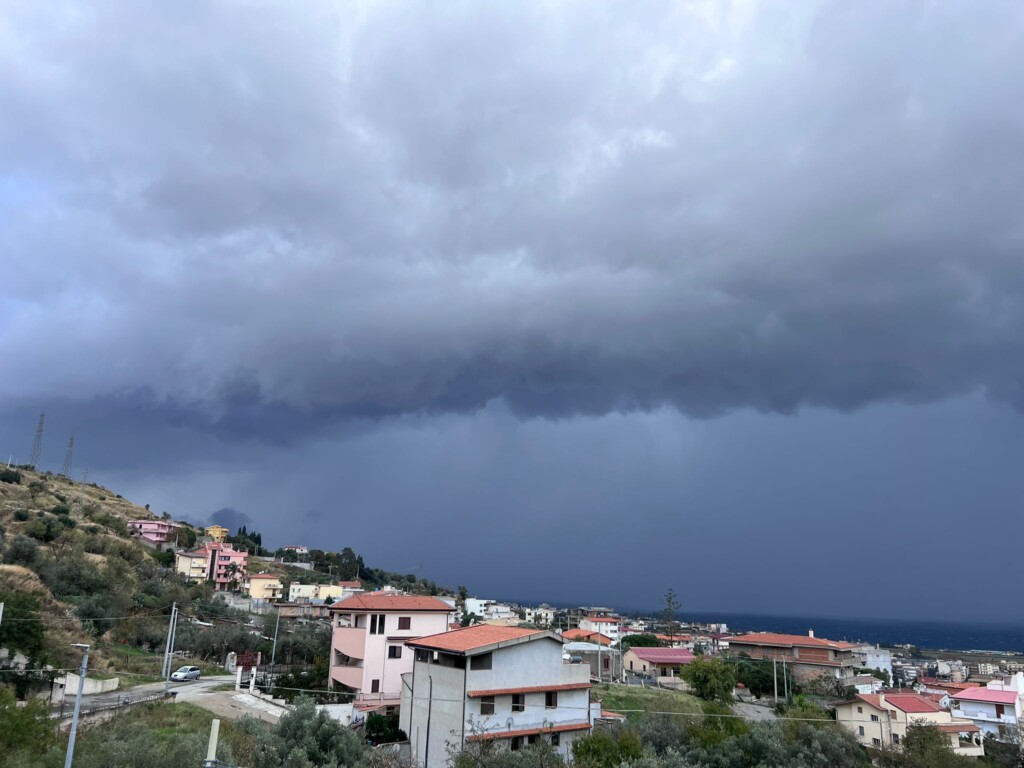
728, 632, 858, 651
562, 629, 612, 645
329, 593, 453, 612
409, 625, 546, 653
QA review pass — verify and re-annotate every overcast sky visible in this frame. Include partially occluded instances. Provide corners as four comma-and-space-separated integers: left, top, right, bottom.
2, 1, 1023, 623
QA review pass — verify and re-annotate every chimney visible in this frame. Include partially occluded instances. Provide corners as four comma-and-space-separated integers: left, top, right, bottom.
808, 629, 814, 638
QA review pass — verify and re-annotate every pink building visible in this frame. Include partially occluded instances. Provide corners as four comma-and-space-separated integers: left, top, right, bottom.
329, 592, 454, 709
127, 519, 183, 547
176, 541, 248, 591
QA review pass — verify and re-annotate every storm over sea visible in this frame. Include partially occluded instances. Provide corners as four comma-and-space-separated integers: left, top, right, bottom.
680, 613, 1024, 653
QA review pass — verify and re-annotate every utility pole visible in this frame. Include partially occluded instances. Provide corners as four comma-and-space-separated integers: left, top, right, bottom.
773, 658, 778, 704
29, 412, 45, 468
163, 604, 179, 694
65, 643, 90, 768
269, 607, 281, 694
782, 657, 789, 702
61, 436, 75, 478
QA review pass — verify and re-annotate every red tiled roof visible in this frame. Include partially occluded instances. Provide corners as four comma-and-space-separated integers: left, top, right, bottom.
247, 574, 279, 579
583, 617, 619, 623
328, 593, 454, 612
937, 723, 981, 733
728, 632, 858, 651
562, 629, 612, 645
467, 722, 591, 742
468, 682, 590, 697
919, 678, 979, 692
953, 688, 1018, 704
409, 625, 546, 653
854, 694, 942, 714
338, 580, 362, 588
629, 648, 695, 665
600, 710, 627, 720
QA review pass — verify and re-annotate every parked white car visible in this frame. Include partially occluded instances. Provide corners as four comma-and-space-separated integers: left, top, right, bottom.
171, 666, 201, 681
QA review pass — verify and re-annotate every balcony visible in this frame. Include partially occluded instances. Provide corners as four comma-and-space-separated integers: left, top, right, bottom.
330, 664, 364, 691
952, 708, 1016, 724
333, 626, 367, 661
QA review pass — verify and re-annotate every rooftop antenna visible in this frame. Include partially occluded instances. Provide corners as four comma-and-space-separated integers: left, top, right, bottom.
62, 435, 75, 477
29, 412, 45, 468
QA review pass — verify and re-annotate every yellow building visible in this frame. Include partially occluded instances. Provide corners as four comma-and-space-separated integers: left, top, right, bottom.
204, 525, 229, 543
836, 693, 983, 757
246, 574, 283, 601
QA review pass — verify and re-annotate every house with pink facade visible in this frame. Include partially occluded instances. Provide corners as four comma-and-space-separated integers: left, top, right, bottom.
175, 541, 248, 591
329, 592, 454, 710
127, 519, 184, 548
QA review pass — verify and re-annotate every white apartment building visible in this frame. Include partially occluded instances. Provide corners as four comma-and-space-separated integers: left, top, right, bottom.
578, 616, 620, 643
524, 606, 556, 627
854, 645, 893, 681
464, 598, 514, 622
952, 673, 1024, 739
328, 593, 454, 708
400, 625, 593, 768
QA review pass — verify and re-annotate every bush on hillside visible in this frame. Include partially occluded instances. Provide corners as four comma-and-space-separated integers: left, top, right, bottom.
0, 468, 22, 484
3, 535, 40, 567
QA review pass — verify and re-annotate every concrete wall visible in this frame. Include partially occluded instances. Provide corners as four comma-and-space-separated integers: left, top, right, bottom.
52, 673, 119, 703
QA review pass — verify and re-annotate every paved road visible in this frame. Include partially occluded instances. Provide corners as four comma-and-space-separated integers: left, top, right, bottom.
732, 702, 778, 722
54, 675, 237, 715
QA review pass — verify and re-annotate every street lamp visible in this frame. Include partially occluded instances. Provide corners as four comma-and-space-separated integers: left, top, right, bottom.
65, 643, 90, 768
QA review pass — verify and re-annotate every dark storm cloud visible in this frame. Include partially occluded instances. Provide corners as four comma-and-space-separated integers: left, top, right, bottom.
3, 1, 1024, 434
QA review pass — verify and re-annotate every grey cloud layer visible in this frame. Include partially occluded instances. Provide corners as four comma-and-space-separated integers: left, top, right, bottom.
4, 1, 1024, 433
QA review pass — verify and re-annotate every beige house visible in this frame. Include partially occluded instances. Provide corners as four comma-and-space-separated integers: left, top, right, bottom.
836, 693, 983, 757
246, 574, 283, 602
175, 551, 208, 582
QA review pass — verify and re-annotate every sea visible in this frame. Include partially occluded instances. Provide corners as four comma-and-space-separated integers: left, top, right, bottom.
677, 612, 1024, 654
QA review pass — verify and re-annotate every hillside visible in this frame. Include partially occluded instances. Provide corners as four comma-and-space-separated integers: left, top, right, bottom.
0, 465, 207, 675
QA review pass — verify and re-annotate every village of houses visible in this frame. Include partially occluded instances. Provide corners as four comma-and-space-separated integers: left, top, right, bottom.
128, 518, 1023, 762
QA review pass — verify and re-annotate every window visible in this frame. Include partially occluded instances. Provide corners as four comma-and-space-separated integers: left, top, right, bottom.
870, 714, 879, 722
480, 696, 495, 716
872, 738, 881, 747
471, 653, 493, 670
416, 649, 432, 663
858, 726, 865, 737
545, 691, 558, 709
629, 661, 634, 670
510, 737, 522, 752
512, 694, 525, 712
398, 616, 411, 630
370, 614, 386, 635
527, 735, 538, 745
551, 733, 560, 748
388, 645, 402, 659
371, 679, 380, 693
857, 706, 863, 714
892, 734, 900, 745
603, 658, 610, 670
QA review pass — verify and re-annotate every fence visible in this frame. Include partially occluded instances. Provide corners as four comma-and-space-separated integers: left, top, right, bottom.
53, 690, 169, 729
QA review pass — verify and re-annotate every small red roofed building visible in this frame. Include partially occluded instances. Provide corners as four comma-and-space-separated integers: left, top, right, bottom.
400, 625, 592, 767
726, 631, 859, 683
836, 693, 983, 756
623, 647, 695, 681
561, 629, 613, 646
328, 592, 454, 709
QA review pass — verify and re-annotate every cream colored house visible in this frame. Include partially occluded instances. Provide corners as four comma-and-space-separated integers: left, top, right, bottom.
836, 693, 983, 757
175, 551, 208, 582
246, 574, 283, 602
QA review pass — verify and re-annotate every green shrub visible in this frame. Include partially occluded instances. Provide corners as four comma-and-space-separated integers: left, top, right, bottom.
0, 468, 22, 484
14, 509, 30, 522
51, 504, 71, 516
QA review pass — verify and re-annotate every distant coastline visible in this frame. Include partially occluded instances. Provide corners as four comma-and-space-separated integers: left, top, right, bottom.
500, 599, 1024, 654
664, 611, 1024, 654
